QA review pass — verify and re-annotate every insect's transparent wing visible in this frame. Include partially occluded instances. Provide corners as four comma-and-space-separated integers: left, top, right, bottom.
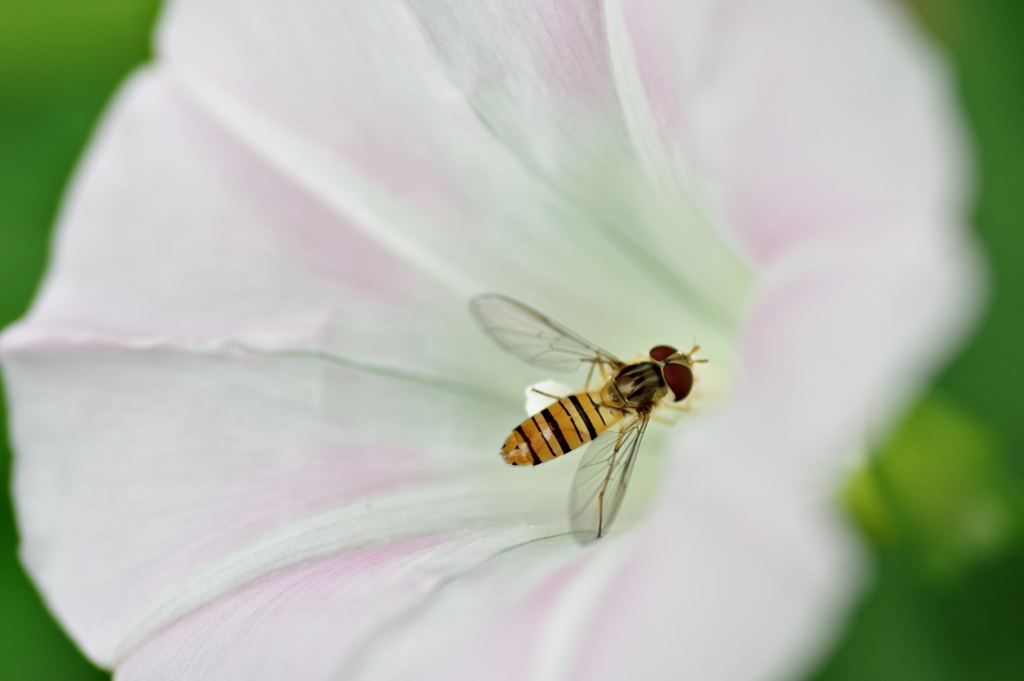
569, 414, 649, 540
469, 294, 621, 373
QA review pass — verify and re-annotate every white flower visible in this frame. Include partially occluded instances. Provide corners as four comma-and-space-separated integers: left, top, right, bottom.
0, 1, 979, 679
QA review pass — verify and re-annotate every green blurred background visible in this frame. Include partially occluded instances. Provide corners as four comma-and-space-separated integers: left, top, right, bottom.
0, 0, 1020, 678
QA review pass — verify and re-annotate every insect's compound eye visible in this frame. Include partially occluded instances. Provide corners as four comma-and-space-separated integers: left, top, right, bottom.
649, 345, 677, 362
663, 363, 693, 402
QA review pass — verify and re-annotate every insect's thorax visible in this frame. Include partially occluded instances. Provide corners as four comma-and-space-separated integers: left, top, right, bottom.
604, 361, 667, 411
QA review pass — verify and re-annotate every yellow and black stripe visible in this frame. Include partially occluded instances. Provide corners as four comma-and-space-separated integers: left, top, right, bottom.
501, 392, 624, 466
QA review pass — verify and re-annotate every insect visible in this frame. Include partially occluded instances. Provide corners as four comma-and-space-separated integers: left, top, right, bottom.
470, 293, 706, 540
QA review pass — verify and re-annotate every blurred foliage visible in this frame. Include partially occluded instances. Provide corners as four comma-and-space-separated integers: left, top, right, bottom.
0, 1, 161, 679
823, 393, 1024, 680
845, 395, 1023, 582
0, 0, 1021, 680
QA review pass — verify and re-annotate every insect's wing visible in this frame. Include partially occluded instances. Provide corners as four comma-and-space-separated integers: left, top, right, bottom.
470, 294, 622, 373
569, 414, 649, 540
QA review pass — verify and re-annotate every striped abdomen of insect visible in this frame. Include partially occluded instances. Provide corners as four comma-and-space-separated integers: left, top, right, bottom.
501, 392, 623, 466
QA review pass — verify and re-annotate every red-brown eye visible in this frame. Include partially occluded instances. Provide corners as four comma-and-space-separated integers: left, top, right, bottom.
649, 345, 677, 361
663, 363, 693, 401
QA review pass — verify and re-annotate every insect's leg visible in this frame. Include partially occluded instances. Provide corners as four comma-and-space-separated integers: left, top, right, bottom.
530, 388, 562, 399
655, 402, 689, 426
686, 345, 709, 363
595, 432, 624, 538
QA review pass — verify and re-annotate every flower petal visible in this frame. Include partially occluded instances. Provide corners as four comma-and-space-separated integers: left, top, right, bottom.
4, 332, 595, 664
114, 531, 589, 681
158, 0, 754, 347
0, 0, 980, 679
620, 0, 972, 261
0, 71, 575, 664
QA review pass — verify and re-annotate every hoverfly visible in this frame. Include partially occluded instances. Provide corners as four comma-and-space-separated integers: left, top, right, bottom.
470, 294, 705, 540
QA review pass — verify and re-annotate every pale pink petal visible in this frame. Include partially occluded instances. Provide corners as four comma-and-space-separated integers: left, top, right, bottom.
304, 224, 973, 681
1, 72, 576, 665
567, 232, 974, 681
0, 0, 979, 680
115, 531, 590, 681
108, 219, 968, 680
621, 0, 971, 262
158, 0, 632, 203
158, 0, 753, 343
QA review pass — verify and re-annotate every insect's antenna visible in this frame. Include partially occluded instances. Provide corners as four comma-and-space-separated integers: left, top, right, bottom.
686, 335, 709, 363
